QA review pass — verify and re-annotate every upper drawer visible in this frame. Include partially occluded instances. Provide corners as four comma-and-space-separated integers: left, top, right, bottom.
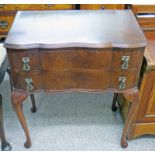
128, 5, 155, 14
0, 4, 74, 11
80, 4, 124, 10
41, 48, 112, 71
7, 49, 41, 73
0, 14, 15, 34
137, 16, 155, 30
111, 48, 144, 72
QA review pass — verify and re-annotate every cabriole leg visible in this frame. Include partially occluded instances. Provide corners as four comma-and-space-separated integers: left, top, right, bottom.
11, 90, 31, 148
121, 91, 139, 148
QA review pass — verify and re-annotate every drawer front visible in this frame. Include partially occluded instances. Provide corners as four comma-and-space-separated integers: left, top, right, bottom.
111, 48, 144, 72
12, 72, 42, 91
41, 49, 112, 71
129, 5, 155, 14
0, 15, 15, 34
80, 4, 124, 10
43, 70, 109, 90
137, 17, 155, 30
109, 71, 139, 90
0, 4, 74, 11
7, 49, 41, 73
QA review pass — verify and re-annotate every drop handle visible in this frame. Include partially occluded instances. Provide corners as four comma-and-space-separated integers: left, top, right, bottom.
100, 6, 105, 10
0, 20, 8, 29
25, 78, 34, 91
119, 77, 126, 89
22, 57, 31, 72
121, 56, 130, 70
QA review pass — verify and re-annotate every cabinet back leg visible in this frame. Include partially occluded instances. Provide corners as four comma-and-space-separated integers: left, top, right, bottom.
30, 94, 36, 113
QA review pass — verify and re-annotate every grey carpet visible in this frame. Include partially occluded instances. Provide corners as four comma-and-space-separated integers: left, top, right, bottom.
1, 74, 155, 151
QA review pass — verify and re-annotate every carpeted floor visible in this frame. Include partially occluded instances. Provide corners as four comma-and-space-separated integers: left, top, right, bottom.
1, 74, 155, 151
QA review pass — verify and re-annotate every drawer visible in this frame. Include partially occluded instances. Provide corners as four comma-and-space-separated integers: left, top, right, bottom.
111, 48, 144, 72
43, 70, 109, 90
41, 48, 112, 71
137, 16, 155, 30
7, 49, 41, 73
129, 5, 155, 14
12, 72, 42, 91
0, 14, 15, 34
0, 4, 74, 11
80, 4, 124, 10
109, 71, 139, 90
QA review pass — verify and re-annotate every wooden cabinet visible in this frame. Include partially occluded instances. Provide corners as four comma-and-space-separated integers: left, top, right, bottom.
80, 4, 125, 10
117, 31, 155, 139
127, 4, 155, 30
0, 4, 75, 38
4, 10, 146, 148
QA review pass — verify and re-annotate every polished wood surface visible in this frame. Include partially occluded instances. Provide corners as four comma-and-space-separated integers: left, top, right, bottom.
0, 4, 74, 11
80, 4, 125, 10
0, 4, 75, 37
129, 5, 155, 14
5, 10, 146, 148
7, 47, 144, 92
4, 10, 146, 49
127, 5, 155, 31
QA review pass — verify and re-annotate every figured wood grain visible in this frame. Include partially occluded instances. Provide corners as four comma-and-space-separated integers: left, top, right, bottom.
7, 46, 144, 92
0, 4, 74, 11
129, 5, 155, 14
80, 4, 125, 10
4, 10, 146, 49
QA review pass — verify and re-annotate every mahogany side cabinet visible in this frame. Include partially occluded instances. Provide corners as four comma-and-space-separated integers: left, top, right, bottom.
4, 10, 146, 148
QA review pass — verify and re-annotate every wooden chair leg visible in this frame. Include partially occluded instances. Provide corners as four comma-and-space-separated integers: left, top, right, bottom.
0, 94, 12, 151
30, 94, 37, 113
11, 90, 32, 148
121, 91, 139, 148
111, 93, 118, 112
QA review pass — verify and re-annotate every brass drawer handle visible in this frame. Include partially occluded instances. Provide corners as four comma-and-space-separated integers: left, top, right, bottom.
46, 4, 55, 7
119, 77, 126, 89
100, 6, 105, 10
0, 20, 8, 29
0, 4, 5, 8
25, 78, 34, 91
22, 57, 31, 72
121, 56, 130, 70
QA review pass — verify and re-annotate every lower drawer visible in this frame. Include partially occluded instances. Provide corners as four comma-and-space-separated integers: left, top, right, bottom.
13, 72, 43, 91
109, 71, 139, 90
13, 70, 109, 91
13, 70, 139, 91
43, 70, 109, 90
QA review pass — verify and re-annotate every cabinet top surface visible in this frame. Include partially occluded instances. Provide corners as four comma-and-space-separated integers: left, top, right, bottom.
4, 10, 146, 49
